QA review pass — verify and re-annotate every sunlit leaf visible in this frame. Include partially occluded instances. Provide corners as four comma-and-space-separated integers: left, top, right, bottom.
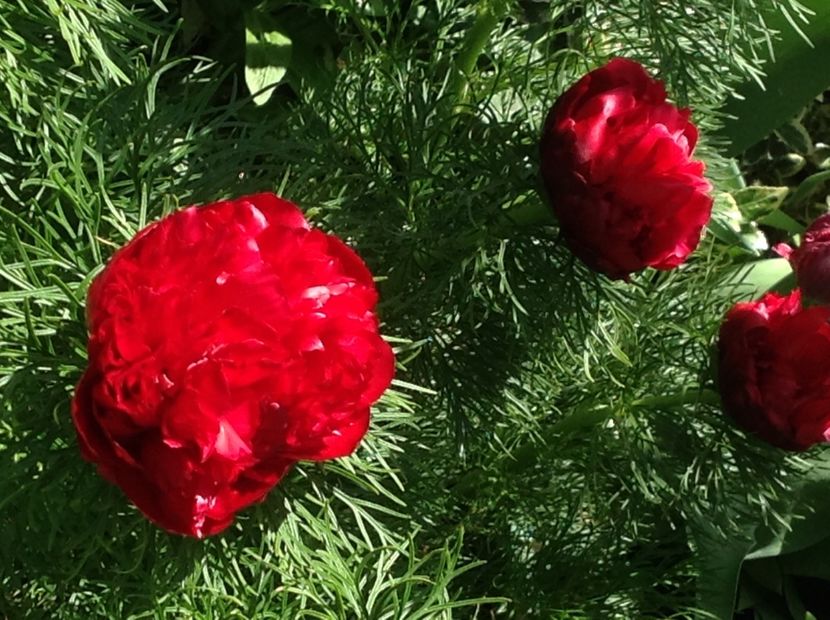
245, 13, 292, 106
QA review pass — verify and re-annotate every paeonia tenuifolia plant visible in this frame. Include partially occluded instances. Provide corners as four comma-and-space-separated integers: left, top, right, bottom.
718, 289, 830, 451
775, 213, 830, 305
72, 193, 395, 537
539, 58, 713, 280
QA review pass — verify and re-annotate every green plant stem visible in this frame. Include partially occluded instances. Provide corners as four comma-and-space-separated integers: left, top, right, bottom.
632, 388, 722, 410
413, 198, 555, 271
552, 388, 721, 436
448, 4, 504, 108
502, 197, 554, 228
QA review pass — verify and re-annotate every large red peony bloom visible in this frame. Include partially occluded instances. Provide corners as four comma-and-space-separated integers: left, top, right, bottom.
72, 193, 395, 537
539, 58, 713, 280
718, 289, 830, 451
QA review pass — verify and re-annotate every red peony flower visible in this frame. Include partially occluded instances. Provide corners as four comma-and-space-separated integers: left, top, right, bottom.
539, 58, 713, 280
774, 213, 830, 305
72, 193, 395, 537
718, 289, 830, 451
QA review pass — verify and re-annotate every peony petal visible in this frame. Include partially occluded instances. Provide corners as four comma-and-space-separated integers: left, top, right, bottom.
246, 192, 309, 231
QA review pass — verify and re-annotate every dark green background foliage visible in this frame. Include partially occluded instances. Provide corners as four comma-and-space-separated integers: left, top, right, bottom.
1, 0, 829, 618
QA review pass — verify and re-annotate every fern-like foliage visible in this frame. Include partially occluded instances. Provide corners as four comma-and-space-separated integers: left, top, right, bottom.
0, 0, 817, 617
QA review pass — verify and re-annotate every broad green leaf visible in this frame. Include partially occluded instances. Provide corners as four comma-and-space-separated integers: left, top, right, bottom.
720, 258, 793, 302
748, 459, 830, 561
737, 572, 792, 620
779, 537, 830, 581
789, 170, 830, 210
757, 209, 806, 234
709, 187, 791, 254
695, 525, 756, 619
743, 559, 783, 600
777, 153, 808, 179
776, 120, 814, 155
245, 14, 292, 106
783, 576, 809, 620
707, 192, 769, 256
719, 158, 748, 192
708, 192, 768, 255
697, 461, 830, 619
733, 186, 789, 220
708, 192, 747, 241
816, 143, 830, 170
717, 0, 830, 156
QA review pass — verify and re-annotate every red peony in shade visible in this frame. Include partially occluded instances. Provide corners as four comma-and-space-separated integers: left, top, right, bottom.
718, 289, 830, 451
774, 213, 830, 305
539, 58, 713, 280
72, 193, 395, 537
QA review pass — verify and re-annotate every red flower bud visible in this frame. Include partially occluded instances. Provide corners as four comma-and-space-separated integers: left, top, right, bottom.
72, 193, 395, 537
539, 58, 713, 279
718, 289, 830, 450
778, 213, 830, 304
